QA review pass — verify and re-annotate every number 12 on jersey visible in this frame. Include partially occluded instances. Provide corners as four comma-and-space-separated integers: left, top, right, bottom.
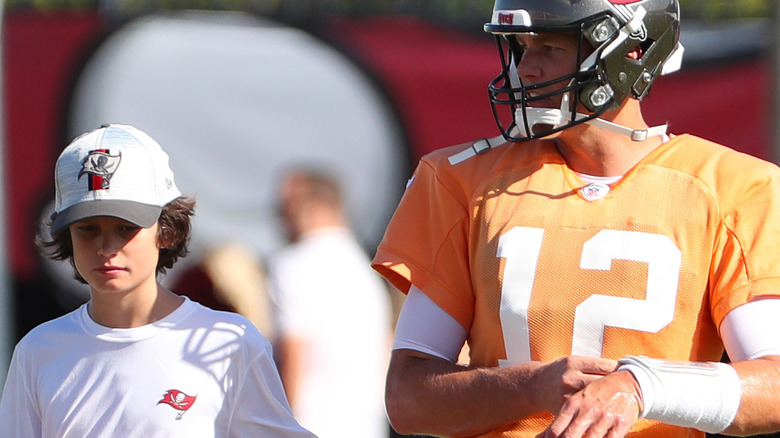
497, 228, 682, 366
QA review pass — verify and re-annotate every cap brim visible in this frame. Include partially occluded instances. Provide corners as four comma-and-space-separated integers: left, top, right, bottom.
51, 200, 162, 235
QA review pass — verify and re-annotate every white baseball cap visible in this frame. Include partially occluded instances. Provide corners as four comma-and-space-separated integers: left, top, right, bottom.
51, 124, 181, 234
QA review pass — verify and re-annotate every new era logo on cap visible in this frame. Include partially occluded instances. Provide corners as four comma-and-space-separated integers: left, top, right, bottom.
51, 124, 181, 234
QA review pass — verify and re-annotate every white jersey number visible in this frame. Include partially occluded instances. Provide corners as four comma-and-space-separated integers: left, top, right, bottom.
498, 228, 681, 366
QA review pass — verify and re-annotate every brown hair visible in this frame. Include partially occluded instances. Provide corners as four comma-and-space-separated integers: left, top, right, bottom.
36, 197, 196, 284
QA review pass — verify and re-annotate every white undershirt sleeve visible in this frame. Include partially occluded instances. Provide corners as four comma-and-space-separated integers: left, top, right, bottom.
720, 297, 780, 362
392, 285, 468, 363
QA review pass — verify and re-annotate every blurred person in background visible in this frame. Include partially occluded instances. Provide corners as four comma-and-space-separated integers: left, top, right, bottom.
268, 166, 393, 438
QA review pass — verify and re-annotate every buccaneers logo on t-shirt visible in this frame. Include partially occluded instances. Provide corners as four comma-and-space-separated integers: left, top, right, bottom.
158, 389, 197, 420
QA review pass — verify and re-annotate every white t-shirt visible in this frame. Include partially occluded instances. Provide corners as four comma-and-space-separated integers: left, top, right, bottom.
269, 227, 392, 438
0, 297, 316, 438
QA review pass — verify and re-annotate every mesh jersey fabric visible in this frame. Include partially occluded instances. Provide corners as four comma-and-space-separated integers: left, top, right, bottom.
372, 134, 780, 437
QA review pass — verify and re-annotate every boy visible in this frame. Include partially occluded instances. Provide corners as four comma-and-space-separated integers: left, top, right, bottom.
0, 124, 316, 437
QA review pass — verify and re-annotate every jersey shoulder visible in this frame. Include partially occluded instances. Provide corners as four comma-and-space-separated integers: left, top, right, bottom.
650, 134, 780, 219
417, 137, 560, 192
421, 137, 556, 166
658, 134, 779, 174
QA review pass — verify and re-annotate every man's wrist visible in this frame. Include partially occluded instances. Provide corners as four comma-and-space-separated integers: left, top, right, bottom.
617, 356, 741, 433
613, 368, 646, 416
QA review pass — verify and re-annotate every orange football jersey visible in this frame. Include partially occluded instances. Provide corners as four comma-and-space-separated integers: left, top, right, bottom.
372, 134, 780, 437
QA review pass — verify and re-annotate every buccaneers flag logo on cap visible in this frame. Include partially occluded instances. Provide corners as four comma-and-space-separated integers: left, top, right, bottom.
158, 389, 197, 420
79, 149, 121, 191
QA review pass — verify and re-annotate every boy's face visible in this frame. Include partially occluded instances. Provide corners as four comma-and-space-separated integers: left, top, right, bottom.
69, 216, 160, 296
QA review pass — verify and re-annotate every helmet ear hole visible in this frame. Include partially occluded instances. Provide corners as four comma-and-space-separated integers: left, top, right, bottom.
627, 39, 654, 60
627, 46, 643, 60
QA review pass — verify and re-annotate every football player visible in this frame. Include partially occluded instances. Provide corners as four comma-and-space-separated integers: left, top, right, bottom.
372, 0, 780, 437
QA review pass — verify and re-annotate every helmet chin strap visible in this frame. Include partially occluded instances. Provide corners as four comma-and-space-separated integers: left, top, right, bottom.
584, 115, 668, 142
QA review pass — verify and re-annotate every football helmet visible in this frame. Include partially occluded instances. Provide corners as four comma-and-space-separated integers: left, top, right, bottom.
484, 0, 683, 141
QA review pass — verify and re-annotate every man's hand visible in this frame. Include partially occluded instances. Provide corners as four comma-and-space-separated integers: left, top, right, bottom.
385, 351, 617, 437
538, 369, 642, 438
531, 356, 620, 414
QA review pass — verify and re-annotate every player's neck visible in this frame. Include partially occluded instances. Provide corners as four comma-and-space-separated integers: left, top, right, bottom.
554, 103, 663, 177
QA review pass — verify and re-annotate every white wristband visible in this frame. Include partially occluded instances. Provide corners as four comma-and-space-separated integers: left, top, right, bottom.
618, 356, 741, 434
